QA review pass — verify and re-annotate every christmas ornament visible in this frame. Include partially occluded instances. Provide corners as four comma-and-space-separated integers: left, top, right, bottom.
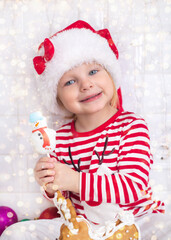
0, 206, 18, 235
20, 218, 30, 222
39, 207, 60, 219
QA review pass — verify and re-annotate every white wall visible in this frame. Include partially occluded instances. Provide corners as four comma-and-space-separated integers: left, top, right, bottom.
0, 0, 170, 238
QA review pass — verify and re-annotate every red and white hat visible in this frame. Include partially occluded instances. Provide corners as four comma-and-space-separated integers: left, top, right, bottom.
33, 20, 121, 117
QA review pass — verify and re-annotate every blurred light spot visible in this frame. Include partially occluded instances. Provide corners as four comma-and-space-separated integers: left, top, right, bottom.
29, 224, 36, 231
0, 18, 5, 24
36, 197, 43, 204
151, 235, 157, 240
17, 201, 24, 207
5, 156, 12, 163
18, 170, 25, 177
7, 211, 14, 218
7, 186, 13, 192
29, 176, 35, 183
19, 144, 25, 152
27, 168, 33, 175
4, 174, 11, 181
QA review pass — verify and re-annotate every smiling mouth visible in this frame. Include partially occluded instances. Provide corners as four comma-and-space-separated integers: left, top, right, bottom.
80, 92, 102, 102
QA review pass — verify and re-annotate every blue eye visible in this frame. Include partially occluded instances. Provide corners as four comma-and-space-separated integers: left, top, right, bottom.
89, 70, 98, 75
65, 80, 75, 86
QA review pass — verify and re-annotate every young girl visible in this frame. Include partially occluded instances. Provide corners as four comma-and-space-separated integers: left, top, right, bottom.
1, 20, 164, 240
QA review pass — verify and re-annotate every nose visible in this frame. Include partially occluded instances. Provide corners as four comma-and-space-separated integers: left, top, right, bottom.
35, 122, 39, 127
80, 78, 93, 92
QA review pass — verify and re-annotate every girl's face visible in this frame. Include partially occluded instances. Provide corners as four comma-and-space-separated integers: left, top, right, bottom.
57, 62, 116, 118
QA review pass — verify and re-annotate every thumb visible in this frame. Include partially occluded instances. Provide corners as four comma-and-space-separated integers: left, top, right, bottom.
46, 182, 59, 191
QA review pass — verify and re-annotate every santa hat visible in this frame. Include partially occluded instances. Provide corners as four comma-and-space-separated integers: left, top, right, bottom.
33, 20, 121, 117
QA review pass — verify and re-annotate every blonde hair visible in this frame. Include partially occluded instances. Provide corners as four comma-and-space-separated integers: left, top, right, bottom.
110, 77, 118, 108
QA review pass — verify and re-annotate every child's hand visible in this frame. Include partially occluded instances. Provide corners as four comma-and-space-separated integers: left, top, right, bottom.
46, 162, 80, 194
34, 157, 56, 188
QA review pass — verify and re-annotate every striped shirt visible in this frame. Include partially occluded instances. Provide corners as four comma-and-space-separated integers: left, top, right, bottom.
50, 108, 164, 223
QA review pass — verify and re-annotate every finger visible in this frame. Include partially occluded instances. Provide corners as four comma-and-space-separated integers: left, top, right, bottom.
51, 158, 57, 163
41, 176, 54, 185
36, 169, 56, 178
34, 158, 50, 172
46, 183, 59, 191
36, 162, 55, 171
36, 158, 56, 169
36, 158, 56, 168
42, 177, 55, 191
34, 175, 54, 187
39, 157, 56, 163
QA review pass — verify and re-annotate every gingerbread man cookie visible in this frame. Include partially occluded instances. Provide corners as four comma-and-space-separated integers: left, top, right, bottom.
53, 191, 140, 240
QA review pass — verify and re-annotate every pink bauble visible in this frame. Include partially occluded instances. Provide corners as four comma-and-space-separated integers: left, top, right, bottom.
0, 206, 18, 235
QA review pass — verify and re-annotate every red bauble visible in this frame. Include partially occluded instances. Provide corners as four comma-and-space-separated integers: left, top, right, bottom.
39, 207, 60, 219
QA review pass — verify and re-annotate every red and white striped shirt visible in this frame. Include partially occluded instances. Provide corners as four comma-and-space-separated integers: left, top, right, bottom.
51, 108, 164, 223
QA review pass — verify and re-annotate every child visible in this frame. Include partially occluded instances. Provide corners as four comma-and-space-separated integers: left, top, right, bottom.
1, 20, 164, 240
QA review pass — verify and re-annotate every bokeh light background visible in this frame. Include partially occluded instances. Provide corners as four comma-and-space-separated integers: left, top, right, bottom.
0, 0, 170, 239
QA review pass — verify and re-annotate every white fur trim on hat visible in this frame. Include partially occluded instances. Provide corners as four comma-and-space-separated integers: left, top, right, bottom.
36, 28, 121, 117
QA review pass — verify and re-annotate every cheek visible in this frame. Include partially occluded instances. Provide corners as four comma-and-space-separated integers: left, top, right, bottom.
104, 81, 115, 98
108, 85, 114, 95
59, 91, 77, 110
58, 88, 71, 102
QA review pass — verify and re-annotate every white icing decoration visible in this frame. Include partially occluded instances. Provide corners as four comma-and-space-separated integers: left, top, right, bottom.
68, 227, 79, 235
117, 210, 134, 225
67, 222, 74, 230
65, 212, 71, 220
53, 193, 64, 219
61, 200, 67, 211
67, 222, 79, 235
75, 210, 137, 240
53, 192, 141, 240
76, 216, 126, 240
53, 192, 79, 235
58, 198, 63, 204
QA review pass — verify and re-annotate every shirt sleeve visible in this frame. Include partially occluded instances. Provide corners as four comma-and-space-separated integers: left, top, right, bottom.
80, 118, 153, 205
41, 187, 54, 201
